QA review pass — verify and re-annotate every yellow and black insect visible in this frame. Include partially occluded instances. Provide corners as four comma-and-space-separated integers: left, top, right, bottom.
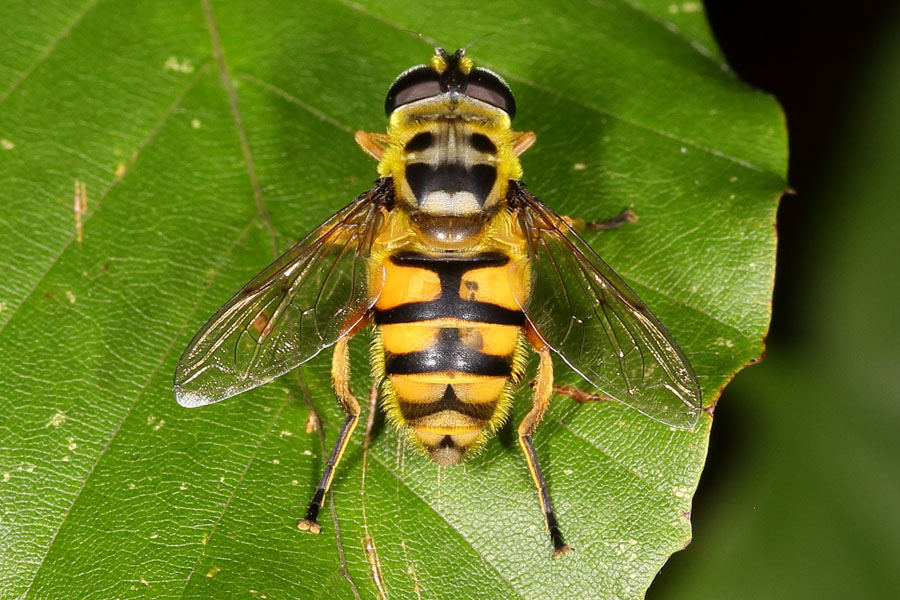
174, 48, 701, 558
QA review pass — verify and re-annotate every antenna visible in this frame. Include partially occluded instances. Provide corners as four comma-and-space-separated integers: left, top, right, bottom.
399, 29, 437, 50
461, 32, 498, 54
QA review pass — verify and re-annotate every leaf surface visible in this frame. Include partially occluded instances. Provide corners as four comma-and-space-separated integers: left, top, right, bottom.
0, 1, 785, 598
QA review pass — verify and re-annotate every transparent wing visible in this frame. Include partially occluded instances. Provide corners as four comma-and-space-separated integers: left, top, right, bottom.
511, 183, 702, 429
174, 181, 392, 407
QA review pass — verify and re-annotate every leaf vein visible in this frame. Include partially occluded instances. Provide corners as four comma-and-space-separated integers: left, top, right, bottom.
238, 73, 355, 135
0, 62, 211, 336
18, 216, 257, 598
364, 446, 524, 598
203, 0, 277, 257
0, 0, 100, 107
594, 0, 724, 69
177, 395, 290, 597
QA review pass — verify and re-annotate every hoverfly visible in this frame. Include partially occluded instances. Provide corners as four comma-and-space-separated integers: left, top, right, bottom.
174, 47, 701, 558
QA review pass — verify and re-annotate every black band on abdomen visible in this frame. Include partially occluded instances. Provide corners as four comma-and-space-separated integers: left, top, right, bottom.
374, 299, 524, 325
385, 346, 512, 377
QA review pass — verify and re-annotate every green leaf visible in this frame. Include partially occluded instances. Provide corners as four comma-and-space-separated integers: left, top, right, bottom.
651, 23, 900, 599
0, 1, 785, 598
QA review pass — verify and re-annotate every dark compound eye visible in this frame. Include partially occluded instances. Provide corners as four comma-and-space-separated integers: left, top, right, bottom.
466, 68, 516, 119
385, 65, 441, 116
384, 60, 516, 119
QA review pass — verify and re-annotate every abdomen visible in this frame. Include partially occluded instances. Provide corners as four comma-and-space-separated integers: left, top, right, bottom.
372, 250, 528, 465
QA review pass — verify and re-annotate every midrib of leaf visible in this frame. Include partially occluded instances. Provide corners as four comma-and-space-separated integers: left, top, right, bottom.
187, 3, 365, 596
0, 61, 211, 335
331, 0, 772, 173
364, 446, 523, 599
0, 0, 98, 106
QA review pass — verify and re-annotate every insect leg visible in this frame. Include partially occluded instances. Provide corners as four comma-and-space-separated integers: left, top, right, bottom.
511, 131, 537, 156
354, 131, 391, 161
298, 334, 360, 534
551, 384, 614, 404
519, 340, 574, 558
562, 208, 637, 233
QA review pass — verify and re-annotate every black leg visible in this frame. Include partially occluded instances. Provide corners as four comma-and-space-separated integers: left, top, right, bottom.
297, 337, 360, 534
298, 413, 358, 533
519, 434, 573, 558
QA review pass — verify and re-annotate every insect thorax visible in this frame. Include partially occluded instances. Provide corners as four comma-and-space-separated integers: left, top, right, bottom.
377, 95, 524, 250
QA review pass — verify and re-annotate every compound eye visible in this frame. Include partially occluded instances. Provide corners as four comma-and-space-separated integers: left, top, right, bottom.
385, 66, 441, 115
467, 68, 516, 118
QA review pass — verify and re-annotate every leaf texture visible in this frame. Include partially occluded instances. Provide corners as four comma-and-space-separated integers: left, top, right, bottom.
0, 1, 785, 598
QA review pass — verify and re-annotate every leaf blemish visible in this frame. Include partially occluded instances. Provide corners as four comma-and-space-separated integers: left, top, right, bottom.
305, 412, 318, 433
46, 411, 67, 427
73, 179, 87, 243
1, 139, 14, 150
164, 56, 195, 74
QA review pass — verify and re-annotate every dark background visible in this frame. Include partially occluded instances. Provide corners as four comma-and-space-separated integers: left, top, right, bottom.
650, 1, 900, 597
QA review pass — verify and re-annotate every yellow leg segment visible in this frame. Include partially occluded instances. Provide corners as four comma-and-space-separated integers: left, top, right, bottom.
519, 345, 574, 558
298, 335, 360, 533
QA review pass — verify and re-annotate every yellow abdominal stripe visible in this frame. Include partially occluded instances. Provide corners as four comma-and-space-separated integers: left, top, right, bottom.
379, 321, 519, 355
